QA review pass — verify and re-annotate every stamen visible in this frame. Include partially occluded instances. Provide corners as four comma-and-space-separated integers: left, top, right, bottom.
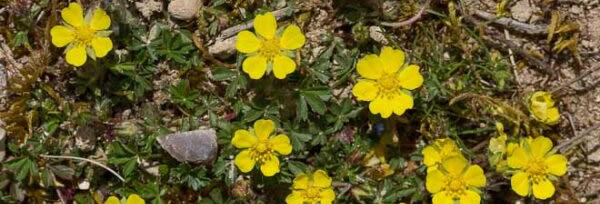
259, 38, 281, 60
74, 25, 95, 46
525, 157, 548, 184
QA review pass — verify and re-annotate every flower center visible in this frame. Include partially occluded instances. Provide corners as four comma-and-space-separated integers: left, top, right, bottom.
74, 25, 95, 46
250, 140, 274, 164
301, 186, 324, 203
443, 176, 467, 199
449, 180, 463, 191
525, 157, 548, 183
376, 74, 402, 98
259, 38, 281, 60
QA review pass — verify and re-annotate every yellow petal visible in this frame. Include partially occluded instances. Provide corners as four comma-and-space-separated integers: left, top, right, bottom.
462, 165, 486, 187
50, 26, 74, 47
391, 92, 414, 116
545, 107, 560, 125
273, 55, 296, 79
352, 80, 379, 101
91, 37, 113, 58
532, 177, 555, 200
232, 130, 258, 148
459, 190, 481, 204
356, 54, 383, 80
104, 196, 120, 204
532, 91, 555, 107
425, 169, 445, 193
545, 154, 567, 176
269, 134, 292, 155
379, 46, 405, 74
260, 155, 280, 176
242, 55, 267, 79
236, 31, 261, 53
126, 194, 145, 204
90, 8, 111, 31
234, 150, 256, 173
432, 192, 454, 204
368, 96, 394, 118
285, 191, 305, 204
280, 25, 305, 50
422, 146, 441, 167
61, 3, 84, 27
511, 171, 530, 197
312, 170, 332, 188
254, 119, 275, 140
253, 12, 277, 39
507, 147, 528, 169
397, 65, 424, 90
531, 136, 553, 158
506, 143, 519, 156
441, 156, 467, 175
66, 45, 87, 67
292, 173, 309, 189
319, 188, 335, 204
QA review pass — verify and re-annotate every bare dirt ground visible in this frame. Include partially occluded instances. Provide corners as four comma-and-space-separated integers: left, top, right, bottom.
469, 0, 600, 202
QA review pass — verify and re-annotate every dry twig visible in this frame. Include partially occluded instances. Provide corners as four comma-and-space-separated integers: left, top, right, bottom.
381, 0, 431, 28
489, 36, 553, 75
551, 64, 600, 93
555, 123, 600, 153
473, 10, 548, 35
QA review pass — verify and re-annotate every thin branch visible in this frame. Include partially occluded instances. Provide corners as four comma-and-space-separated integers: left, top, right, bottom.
40, 154, 125, 182
473, 10, 548, 35
487, 35, 553, 75
381, 0, 431, 28
551, 64, 600, 93
554, 123, 600, 153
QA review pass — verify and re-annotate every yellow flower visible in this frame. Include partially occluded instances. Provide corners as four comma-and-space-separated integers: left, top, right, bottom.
352, 46, 424, 118
507, 136, 567, 200
104, 194, 145, 204
286, 170, 336, 204
489, 122, 508, 154
231, 119, 292, 176
422, 139, 463, 172
236, 12, 305, 80
426, 156, 487, 204
529, 91, 560, 125
51, 3, 113, 67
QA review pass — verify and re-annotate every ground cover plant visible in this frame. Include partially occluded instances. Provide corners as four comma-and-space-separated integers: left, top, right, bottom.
1, 0, 600, 203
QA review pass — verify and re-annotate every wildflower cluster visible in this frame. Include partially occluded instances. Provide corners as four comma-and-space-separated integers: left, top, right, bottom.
10, 1, 571, 203
423, 139, 487, 204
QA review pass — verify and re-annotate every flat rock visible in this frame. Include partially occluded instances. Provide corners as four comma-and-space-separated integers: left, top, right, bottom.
168, 0, 203, 20
157, 129, 217, 164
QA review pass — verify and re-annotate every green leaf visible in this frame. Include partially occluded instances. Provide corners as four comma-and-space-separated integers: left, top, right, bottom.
302, 92, 327, 115
212, 68, 237, 81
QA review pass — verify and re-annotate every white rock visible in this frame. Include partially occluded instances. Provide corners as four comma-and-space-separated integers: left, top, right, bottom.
135, 0, 163, 19
78, 180, 90, 190
369, 26, 388, 44
208, 36, 237, 58
168, 0, 203, 20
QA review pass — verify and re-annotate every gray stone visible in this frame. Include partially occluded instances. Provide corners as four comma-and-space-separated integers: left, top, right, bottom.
168, 0, 203, 20
157, 129, 217, 164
